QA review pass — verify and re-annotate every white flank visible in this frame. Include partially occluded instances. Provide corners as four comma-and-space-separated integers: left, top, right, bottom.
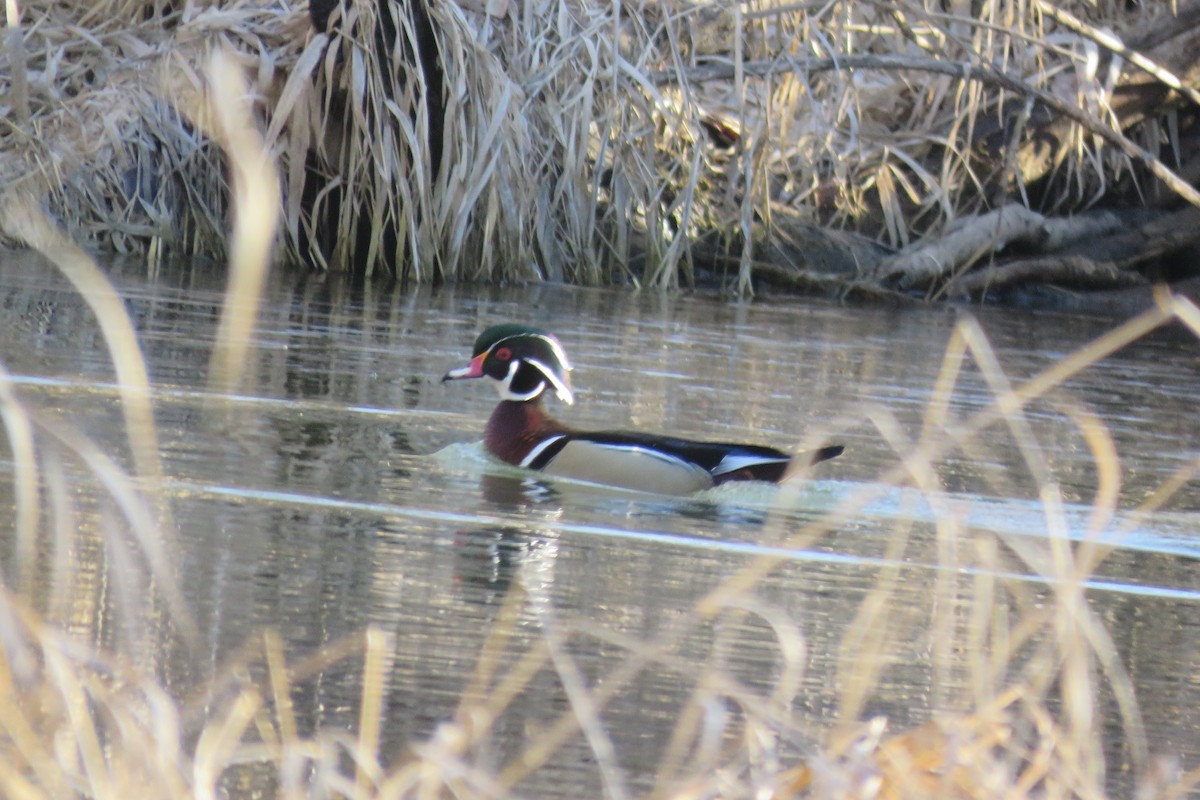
711, 453, 789, 476
541, 440, 713, 495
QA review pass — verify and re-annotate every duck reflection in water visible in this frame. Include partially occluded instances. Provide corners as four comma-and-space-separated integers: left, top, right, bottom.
451, 472, 562, 606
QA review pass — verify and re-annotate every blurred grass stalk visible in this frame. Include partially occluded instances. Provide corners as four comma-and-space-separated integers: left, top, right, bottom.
4, 0, 1194, 289
2, 15, 1200, 799
3, 290, 1199, 795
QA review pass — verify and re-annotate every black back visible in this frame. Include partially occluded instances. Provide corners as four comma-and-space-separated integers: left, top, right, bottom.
524, 429, 846, 482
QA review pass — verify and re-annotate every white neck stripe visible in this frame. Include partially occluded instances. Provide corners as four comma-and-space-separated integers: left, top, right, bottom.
525, 357, 574, 404
520, 435, 566, 468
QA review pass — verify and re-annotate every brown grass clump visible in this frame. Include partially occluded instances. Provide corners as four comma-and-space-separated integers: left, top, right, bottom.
1, 11, 1200, 794
2, 158, 1200, 795
4, 0, 1198, 292
2, 318, 1199, 798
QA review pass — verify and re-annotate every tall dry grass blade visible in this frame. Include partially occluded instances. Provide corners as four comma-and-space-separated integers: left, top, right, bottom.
472, 634, 552, 730
1010, 303, 1172, 410
186, 47, 281, 396
3, 0, 29, 125
179, 633, 307, 725
36, 417, 198, 646
952, 317, 1061, 537
0, 192, 166, 499
0, 602, 70, 797
1065, 403, 1121, 544
263, 631, 298, 746
353, 625, 393, 796
0, 192, 194, 645
493, 617, 685, 794
955, 326, 1152, 782
723, 594, 808, 708
950, 318, 1149, 772
1131, 455, 1200, 517
922, 314, 971, 436
834, 416, 919, 726
531, 598, 630, 800
42, 446, 78, 621
378, 585, 541, 795
967, 535, 1002, 705
1162, 288, 1200, 339
192, 688, 261, 800
710, 294, 1172, 618
648, 685, 714, 798
0, 362, 39, 596
42, 637, 115, 800
452, 582, 527, 730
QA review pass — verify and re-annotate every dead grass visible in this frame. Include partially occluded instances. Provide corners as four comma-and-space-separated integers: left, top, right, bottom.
1, 3, 1199, 797
2, 0, 1191, 289
2, 292, 1200, 796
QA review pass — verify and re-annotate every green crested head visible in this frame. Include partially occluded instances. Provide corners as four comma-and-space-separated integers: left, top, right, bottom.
444, 324, 574, 404
472, 324, 551, 358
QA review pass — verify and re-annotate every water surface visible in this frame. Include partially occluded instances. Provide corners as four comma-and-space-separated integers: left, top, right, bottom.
0, 250, 1196, 795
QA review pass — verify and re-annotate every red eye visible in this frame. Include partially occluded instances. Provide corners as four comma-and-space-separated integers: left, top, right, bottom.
494, 346, 513, 361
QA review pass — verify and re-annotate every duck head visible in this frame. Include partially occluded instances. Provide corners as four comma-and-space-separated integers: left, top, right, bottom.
442, 324, 574, 404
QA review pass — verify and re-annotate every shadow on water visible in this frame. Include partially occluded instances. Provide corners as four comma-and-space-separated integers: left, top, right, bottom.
0, 249, 1198, 796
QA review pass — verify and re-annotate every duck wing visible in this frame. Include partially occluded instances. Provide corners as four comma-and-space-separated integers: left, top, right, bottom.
522, 430, 842, 492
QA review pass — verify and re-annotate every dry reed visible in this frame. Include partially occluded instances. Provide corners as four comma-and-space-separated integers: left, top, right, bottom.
1, 2, 1199, 797
2, 293, 1199, 796
2, 0, 1191, 290
2, 276, 1199, 796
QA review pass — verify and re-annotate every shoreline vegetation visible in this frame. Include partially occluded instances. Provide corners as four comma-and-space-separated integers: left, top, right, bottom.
1, 251, 1199, 797
1, 3, 1200, 795
1, 0, 1199, 304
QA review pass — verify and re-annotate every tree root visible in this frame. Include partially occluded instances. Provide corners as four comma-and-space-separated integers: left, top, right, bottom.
753, 204, 1200, 304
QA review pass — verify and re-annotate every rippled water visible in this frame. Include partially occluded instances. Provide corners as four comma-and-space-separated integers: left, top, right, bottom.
0, 250, 1197, 795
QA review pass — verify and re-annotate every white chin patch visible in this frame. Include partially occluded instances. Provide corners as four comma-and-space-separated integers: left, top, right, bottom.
496, 359, 573, 404
497, 361, 546, 402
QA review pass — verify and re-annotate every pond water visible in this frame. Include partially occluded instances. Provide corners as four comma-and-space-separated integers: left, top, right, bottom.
0, 249, 1197, 796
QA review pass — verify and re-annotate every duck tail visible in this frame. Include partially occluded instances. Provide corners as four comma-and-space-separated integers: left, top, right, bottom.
807, 445, 845, 465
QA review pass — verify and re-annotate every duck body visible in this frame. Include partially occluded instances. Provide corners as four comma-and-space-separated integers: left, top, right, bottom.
444, 324, 842, 496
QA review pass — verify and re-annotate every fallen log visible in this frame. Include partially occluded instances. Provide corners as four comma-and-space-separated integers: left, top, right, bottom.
872, 205, 1046, 289
1055, 205, 1200, 268
946, 255, 1147, 298
754, 202, 1200, 301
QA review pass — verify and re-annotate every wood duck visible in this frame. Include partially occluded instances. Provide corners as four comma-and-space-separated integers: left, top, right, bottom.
442, 323, 843, 496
